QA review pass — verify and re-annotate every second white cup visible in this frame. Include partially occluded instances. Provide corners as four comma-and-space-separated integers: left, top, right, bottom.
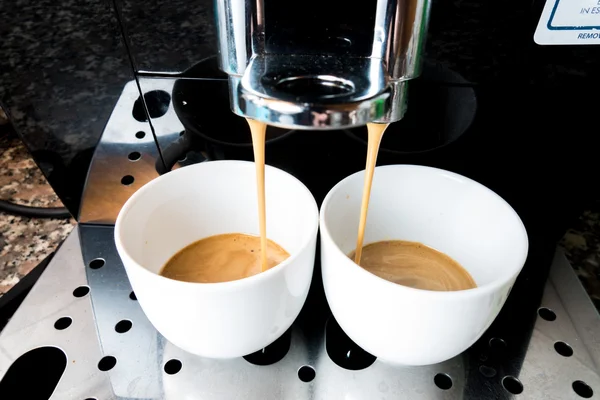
320, 165, 528, 366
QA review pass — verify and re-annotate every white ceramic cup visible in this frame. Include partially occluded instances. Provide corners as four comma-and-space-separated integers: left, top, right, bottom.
115, 160, 318, 359
320, 164, 528, 366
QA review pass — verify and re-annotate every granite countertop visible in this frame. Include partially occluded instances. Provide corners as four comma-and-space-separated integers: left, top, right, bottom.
1, 132, 599, 312
559, 204, 600, 309
0, 132, 75, 295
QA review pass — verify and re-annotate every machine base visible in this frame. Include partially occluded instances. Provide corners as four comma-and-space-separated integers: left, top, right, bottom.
0, 225, 598, 399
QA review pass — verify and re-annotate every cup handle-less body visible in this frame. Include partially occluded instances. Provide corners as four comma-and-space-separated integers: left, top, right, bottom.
319, 165, 528, 366
115, 160, 319, 359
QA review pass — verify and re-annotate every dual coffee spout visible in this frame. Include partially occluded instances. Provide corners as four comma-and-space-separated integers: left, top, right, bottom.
215, 0, 432, 130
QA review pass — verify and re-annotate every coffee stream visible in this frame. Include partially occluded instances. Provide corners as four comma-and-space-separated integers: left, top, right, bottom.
244, 119, 391, 273
354, 123, 389, 265
246, 118, 269, 272
161, 117, 476, 291
243, 119, 475, 292
245, 120, 390, 272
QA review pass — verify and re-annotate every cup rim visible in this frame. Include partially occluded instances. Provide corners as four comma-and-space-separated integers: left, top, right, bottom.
114, 160, 319, 291
319, 164, 529, 298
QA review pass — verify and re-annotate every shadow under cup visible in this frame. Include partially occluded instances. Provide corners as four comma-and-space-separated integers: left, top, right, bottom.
114, 160, 319, 359
319, 165, 529, 366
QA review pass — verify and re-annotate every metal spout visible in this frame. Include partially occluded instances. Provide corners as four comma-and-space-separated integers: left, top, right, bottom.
215, 0, 431, 129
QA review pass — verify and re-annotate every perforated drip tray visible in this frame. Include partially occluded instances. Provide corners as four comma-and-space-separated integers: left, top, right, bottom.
0, 225, 598, 399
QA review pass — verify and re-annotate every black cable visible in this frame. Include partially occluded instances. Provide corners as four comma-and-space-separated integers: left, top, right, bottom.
0, 200, 71, 219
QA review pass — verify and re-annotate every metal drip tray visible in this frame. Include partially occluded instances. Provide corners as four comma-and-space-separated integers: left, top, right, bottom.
0, 225, 598, 399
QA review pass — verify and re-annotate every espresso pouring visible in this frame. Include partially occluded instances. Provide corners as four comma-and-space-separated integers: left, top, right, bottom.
159, 118, 289, 284
161, 118, 475, 292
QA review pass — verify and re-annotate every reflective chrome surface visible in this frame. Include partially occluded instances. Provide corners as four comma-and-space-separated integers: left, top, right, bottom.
78, 78, 196, 224
234, 55, 393, 129
78, 80, 164, 224
0, 226, 598, 399
215, 0, 431, 128
215, 0, 258, 77
375, 0, 432, 81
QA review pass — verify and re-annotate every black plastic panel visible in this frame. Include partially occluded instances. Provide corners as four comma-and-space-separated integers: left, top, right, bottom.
119, 0, 218, 74
0, 0, 139, 216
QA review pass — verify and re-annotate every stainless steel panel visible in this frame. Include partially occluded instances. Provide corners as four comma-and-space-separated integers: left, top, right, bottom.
78, 80, 166, 224
0, 226, 598, 399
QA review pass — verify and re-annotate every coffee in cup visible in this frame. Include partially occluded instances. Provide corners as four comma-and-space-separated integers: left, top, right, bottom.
160, 233, 290, 284
349, 240, 476, 291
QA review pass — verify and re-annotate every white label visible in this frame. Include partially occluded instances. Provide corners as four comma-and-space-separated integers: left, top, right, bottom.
534, 0, 600, 45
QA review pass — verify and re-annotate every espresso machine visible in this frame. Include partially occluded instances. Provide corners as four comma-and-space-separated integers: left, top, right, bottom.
215, 0, 428, 128
1, 0, 599, 398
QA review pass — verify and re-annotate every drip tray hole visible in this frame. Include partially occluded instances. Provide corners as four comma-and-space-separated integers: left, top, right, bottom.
243, 328, 292, 366
502, 375, 524, 395
554, 341, 573, 357
325, 317, 376, 370
132, 90, 171, 122
573, 380, 594, 398
0, 347, 67, 399
298, 365, 316, 382
434, 373, 453, 390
